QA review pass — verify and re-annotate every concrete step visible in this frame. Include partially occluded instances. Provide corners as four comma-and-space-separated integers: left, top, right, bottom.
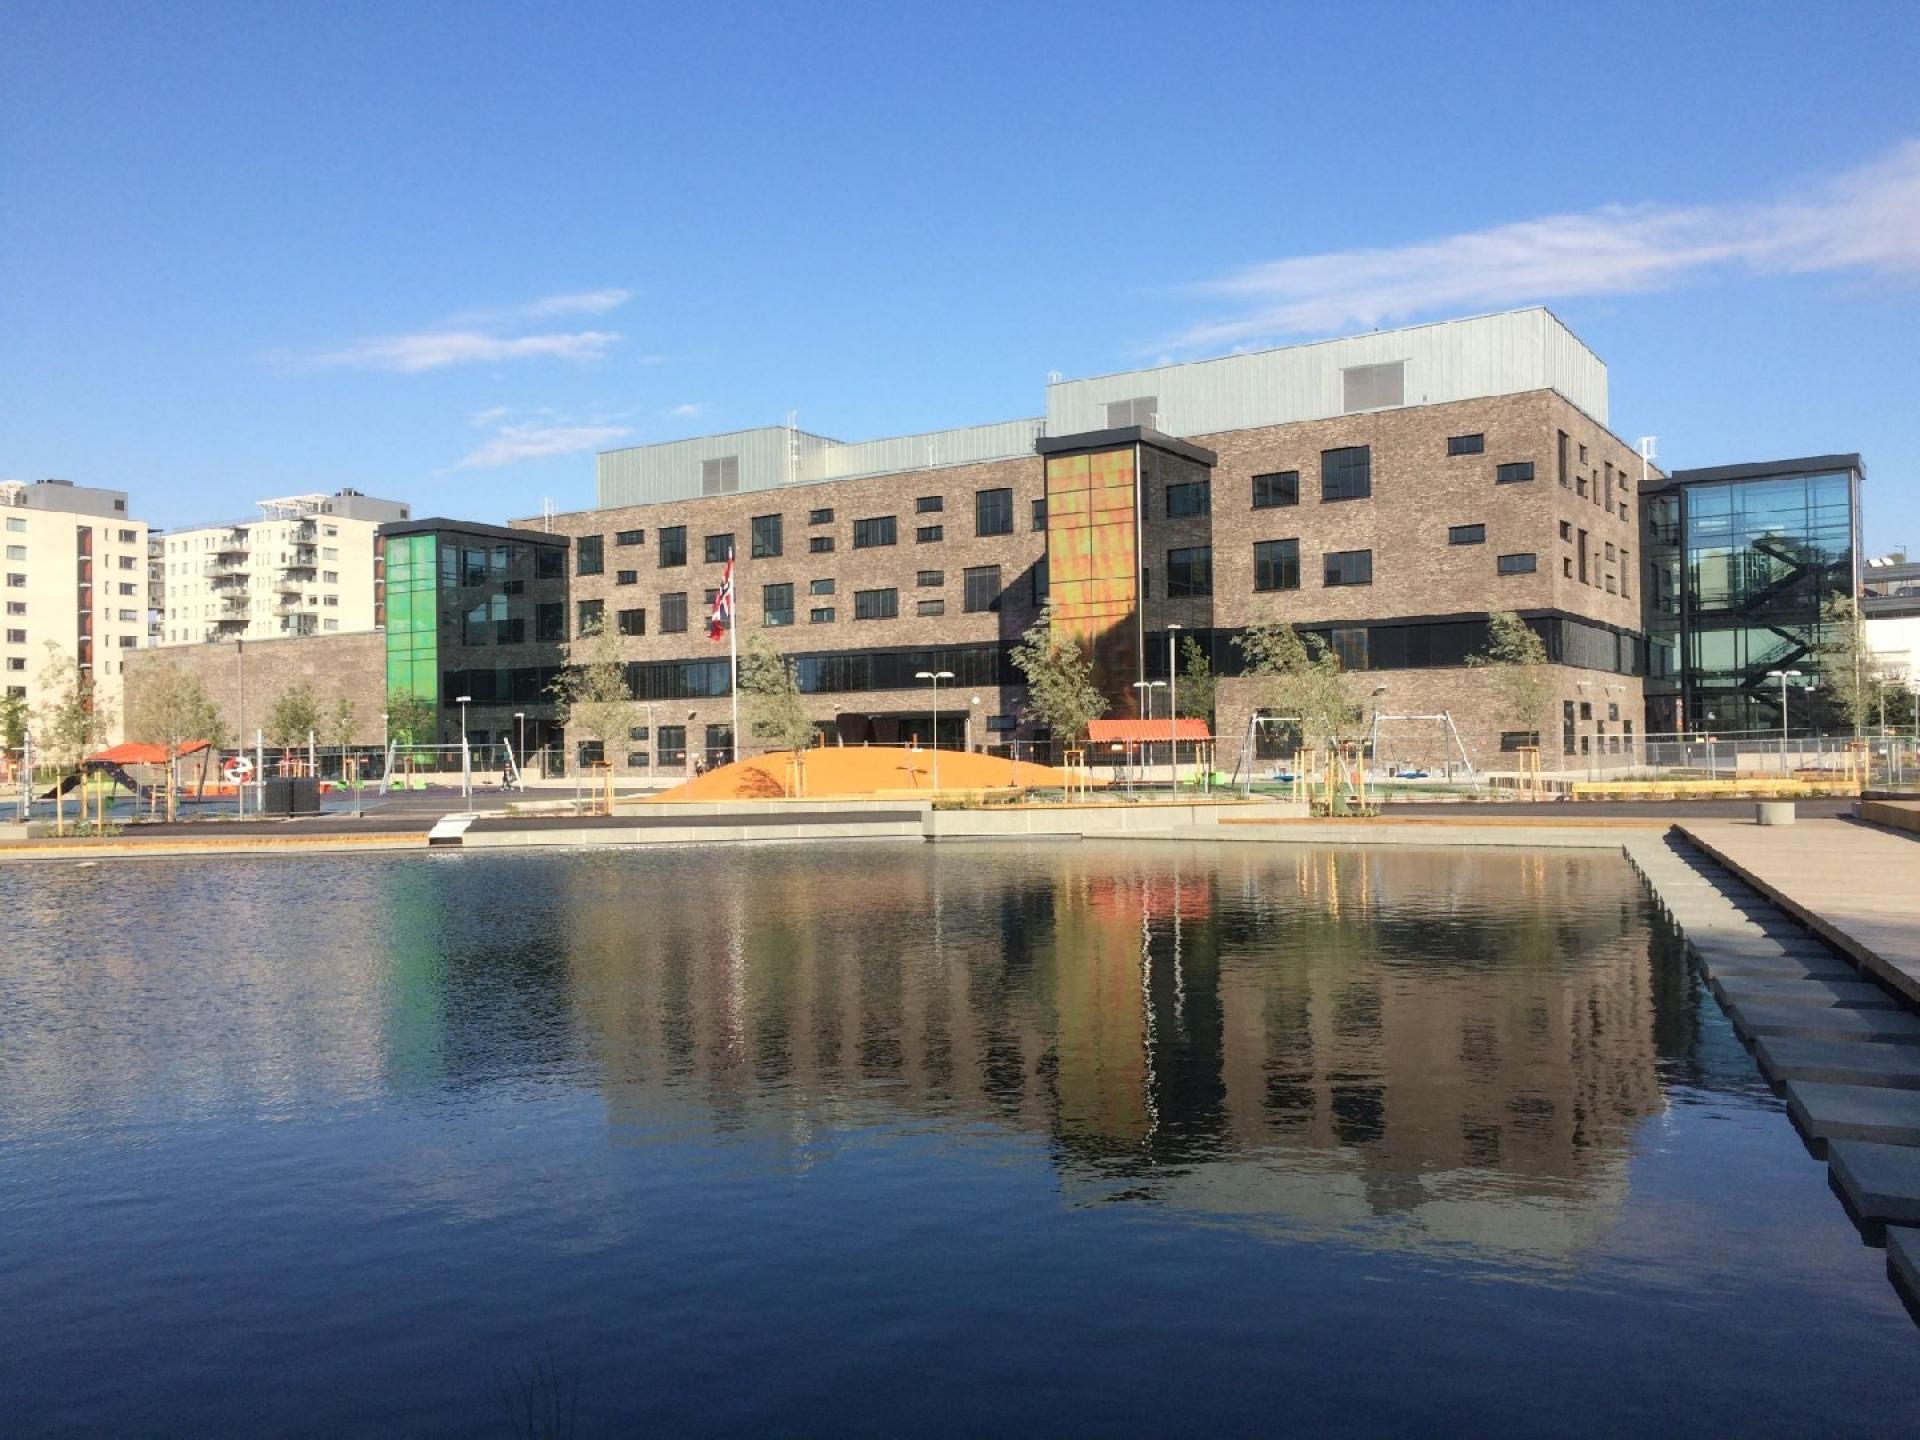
1786, 1082, 1920, 1150
1690, 946, 1855, 983
1713, 975, 1902, 1011
1732, 1003, 1920, 1045
1888, 1227, 1920, 1307
1829, 1140, 1920, 1225
1755, 1036, 1920, 1090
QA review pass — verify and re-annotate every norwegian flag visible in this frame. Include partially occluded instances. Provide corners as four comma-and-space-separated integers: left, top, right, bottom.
706, 548, 735, 641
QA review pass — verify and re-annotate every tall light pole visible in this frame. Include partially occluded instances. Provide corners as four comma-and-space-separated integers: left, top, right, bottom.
456, 694, 473, 802
915, 669, 953, 790
968, 694, 981, 753
1133, 679, 1167, 790
514, 710, 526, 782
1166, 623, 1182, 792
1767, 669, 1802, 767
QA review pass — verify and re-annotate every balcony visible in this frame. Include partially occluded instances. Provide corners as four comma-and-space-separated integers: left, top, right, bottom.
204, 556, 249, 578
274, 593, 308, 615
221, 594, 251, 616
280, 615, 317, 637
211, 615, 248, 635
289, 522, 318, 544
281, 548, 319, 577
215, 529, 250, 555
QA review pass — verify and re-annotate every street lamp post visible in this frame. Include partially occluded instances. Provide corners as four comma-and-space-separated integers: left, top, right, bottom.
914, 670, 954, 790
1132, 679, 1167, 790
1767, 669, 1802, 770
513, 711, 526, 786
1167, 624, 1182, 792
456, 694, 473, 803
968, 694, 981, 754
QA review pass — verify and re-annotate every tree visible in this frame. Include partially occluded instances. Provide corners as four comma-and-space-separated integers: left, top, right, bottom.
1176, 635, 1216, 724
1466, 611, 1554, 749
327, 696, 358, 785
1235, 621, 1353, 754
0, 690, 25, 772
1011, 605, 1108, 748
387, 689, 437, 748
1816, 591, 1879, 737
549, 616, 634, 770
125, 661, 224, 821
266, 681, 320, 752
34, 642, 112, 835
738, 633, 818, 755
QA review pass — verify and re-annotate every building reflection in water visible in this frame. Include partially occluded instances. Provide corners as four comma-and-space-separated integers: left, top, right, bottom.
560, 841, 1666, 1265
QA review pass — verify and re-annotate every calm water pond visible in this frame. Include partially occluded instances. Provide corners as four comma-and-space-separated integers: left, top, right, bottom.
1, 840, 1914, 1436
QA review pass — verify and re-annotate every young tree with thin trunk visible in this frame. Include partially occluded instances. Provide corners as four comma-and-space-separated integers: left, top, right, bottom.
1816, 591, 1879, 738
550, 616, 634, 775
1466, 611, 1555, 752
386, 689, 437, 747
266, 681, 320, 757
1011, 605, 1109, 752
1176, 635, 1217, 724
125, 661, 224, 821
1235, 622, 1352, 755
327, 696, 357, 787
738, 633, 819, 792
1, 690, 25, 787
34, 642, 111, 835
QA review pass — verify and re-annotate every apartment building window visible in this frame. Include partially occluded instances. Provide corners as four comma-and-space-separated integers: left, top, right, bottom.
4, 546, 23, 561
1448, 524, 1486, 545
578, 599, 604, 632
1557, 431, 1570, 487
537, 547, 567, 579
1323, 549, 1373, 586
917, 570, 944, 587
853, 516, 897, 548
6, 575, 24, 588
1559, 521, 1573, 541
1497, 552, 1537, 575
962, 565, 1001, 612
1447, 433, 1485, 456
1253, 539, 1299, 591
704, 533, 734, 564
1563, 557, 1574, 577
1578, 443, 1589, 465
1620, 550, 1631, 599
916, 524, 943, 544
6, 629, 23, 643
616, 569, 638, 586
701, 456, 740, 495
751, 514, 783, 559
6, 601, 23, 615
809, 508, 834, 525
6, 657, 24, 672
809, 578, 835, 596
660, 593, 688, 633
1166, 545, 1212, 597
810, 536, 835, 554
1032, 499, 1047, 531
5, 517, 24, 532
1341, 361, 1404, 412
975, 488, 1013, 537
535, 603, 565, 643
915, 495, 944, 513
1320, 446, 1371, 501
917, 599, 946, 617
1604, 542, 1616, 562
1496, 462, 1535, 484
617, 608, 646, 637
616, 529, 645, 546
573, 535, 604, 576
810, 607, 835, 624
763, 583, 794, 627
659, 527, 687, 567
1577, 529, 1589, 584
1166, 480, 1211, 518
321, 570, 339, 584
854, 587, 898, 620
1253, 471, 1299, 509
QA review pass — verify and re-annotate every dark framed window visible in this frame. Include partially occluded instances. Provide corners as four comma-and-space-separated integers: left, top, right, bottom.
1321, 447, 1371, 501
916, 524, 943, 544
853, 516, 897, 549
809, 508, 834, 525
494, 617, 524, 644
854, 587, 898, 620
1500, 730, 1542, 752
1557, 431, 1570, 487
1496, 461, 1535, 484
915, 495, 944, 513
658, 726, 687, 765
616, 569, 638, 585
1253, 539, 1299, 591
626, 752, 650, 769
1323, 549, 1372, 586
809, 578, 835, 596
1166, 480, 1211, 518
1032, 498, 1047, 531
1032, 554, 1049, 604
659, 592, 688, 633
810, 606, 835, 624
615, 528, 644, 546
1559, 520, 1573, 541
1447, 433, 1485, 456
617, 608, 646, 636
917, 570, 944, 587
575, 534, 604, 575
659, 526, 687, 568
629, 726, 650, 742
1253, 471, 1299, 509
1331, 627, 1368, 670
1166, 545, 1212, 597
1448, 524, 1486, 545
577, 598, 603, 632
975, 488, 1013, 537
577, 740, 604, 766
1497, 552, 1537, 575
963, 565, 1001, 613
535, 602, 565, 642
809, 535, 834, 554
763, 582, 794, 626
535, 547, 566, 579
917, 599, 945, 617
751, 514, 783, 559
704, 533, 734, 564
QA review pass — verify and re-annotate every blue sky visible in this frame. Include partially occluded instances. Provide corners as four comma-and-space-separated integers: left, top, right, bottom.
3, 1, 1917, 551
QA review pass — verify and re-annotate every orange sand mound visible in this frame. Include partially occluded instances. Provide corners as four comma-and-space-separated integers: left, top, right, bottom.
651, 746, 1099, 802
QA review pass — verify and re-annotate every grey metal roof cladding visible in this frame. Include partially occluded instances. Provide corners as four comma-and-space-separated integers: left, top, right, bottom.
1664, 454, 1865, 485
593, 308, 1608, 510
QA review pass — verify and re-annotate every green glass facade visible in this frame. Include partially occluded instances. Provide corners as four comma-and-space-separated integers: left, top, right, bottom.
384, 532, 441, 707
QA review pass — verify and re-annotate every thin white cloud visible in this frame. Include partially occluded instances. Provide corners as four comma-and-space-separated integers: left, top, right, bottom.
456, 421, 633, 469
454, 288, 635, 323
467, 405, 511, 428
312, 329, 622, 373
664, 402, 705, 419
1170, 139, 1920, 349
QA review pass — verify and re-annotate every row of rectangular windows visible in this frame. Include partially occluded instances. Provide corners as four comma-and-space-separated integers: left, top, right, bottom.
576, 565, 1007, 636
1161, 542, 1540, 595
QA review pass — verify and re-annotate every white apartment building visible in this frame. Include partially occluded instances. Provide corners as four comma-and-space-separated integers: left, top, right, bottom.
2, 478, 151, 743
153, 489, 410, 646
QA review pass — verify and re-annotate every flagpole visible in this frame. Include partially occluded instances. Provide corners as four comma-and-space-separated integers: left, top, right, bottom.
728, 548, 739, 763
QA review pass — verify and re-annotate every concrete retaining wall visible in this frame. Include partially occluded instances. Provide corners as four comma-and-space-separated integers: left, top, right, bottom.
1859, 799, 1920, 835
924, 799, 1306, 839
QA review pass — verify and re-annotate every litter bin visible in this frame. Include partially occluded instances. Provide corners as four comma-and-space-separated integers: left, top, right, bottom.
261, 777, 322, 817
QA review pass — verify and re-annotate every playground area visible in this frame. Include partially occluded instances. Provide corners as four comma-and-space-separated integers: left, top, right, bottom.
650, 745, 1099, 803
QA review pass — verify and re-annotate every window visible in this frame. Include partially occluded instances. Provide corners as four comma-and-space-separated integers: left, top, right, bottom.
915, 525, 943, 544
809, 535, 835, 554
917, 599, 946, 617
808, 508, 834, 525
1166, 480, 1211, 518
763, 583, 794, 627
1320, 446, 1371, 501
5, 657, 23, 672
963, 565, 1001, 613
810, 607, 835, 624
1563, 557, 1574, 577
1559, 521, 1572, 541
1500, 730, 1542, 752
658, 726, 687, 765
853, 516, 897, 548
1341, 361, 1404, 412
616, 529, 644, 546
5, 601, 22, 615
1105, 396, 1157, 428
616, 608, 646, 637
1448, 524, 1486, 545
5, 545, 24, 561
1253, 471, 1299, 509
1032, 499, 1047, 531
915, 495, 944, 514
1557, 431, 1570, 487
575, 535, 604, 575
854, 587, 898, 620
1324, 549, 1373, 586
704, 533, 734, 564
578, 599, 604, 632
612, 570, 636, 587
660, 592, 688, 633
1166, 545, 1212, 597
536, 547, 566, 579
809, 578, 835, 596
659, 527, 687, 568
1331, 627, 1368, 670
1619, 550, 1630, 600
975, 488, 1013, 537
1577, 529, 1589, 584
1497, 552, 1537, 575
535, 602, 565, 642
1447, 433, 1485, 456
321, 571, 338, 584
701, 456, 740, 495
5, 628, 23, 643
1496, 462, 1535, 484
1578, 443, 1589, 465
4, 517, 23, 532
627, 751, 650, 769
1253, 539, 1299, 591
1032, 554, 1049, 604
1604, 542, 1616, 562
751, 514, 783, 559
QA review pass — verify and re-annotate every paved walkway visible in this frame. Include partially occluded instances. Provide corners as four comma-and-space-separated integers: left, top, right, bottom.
1679, 817, 1920, 1006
